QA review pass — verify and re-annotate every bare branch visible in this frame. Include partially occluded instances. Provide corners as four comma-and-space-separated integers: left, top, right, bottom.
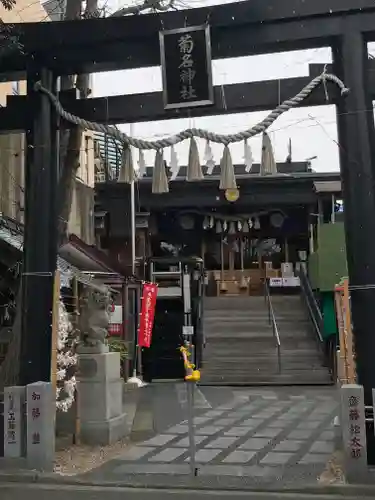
110, 0, 174, 18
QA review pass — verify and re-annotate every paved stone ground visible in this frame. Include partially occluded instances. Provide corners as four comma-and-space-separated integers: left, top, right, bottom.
81, 384, 339, 487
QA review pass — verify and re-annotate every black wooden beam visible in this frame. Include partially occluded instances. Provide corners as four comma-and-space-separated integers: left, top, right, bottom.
1, 1, 375, 77
56, 66, 343, 124
6, 0, 375, 51
96, 171, 341, 211
0, 63, 370, 131
98, 177, 317, 210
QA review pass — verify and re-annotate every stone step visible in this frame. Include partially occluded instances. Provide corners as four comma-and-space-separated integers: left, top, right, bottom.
199, 371, 333, 386
202, 365, 326, 376
204, 347, 317, 356
202, 352, 323, 362
205, 356, 320, 365
204, 328, 274, 337
204, 339, 276, 347
204, 304, 306, 316
204, 296, 265, 305
204, 317, 308, 326
204, 296, 305, 309
204, 325, 307, 333
204, 326, 311, 337
200, 294, 327, 386
202, 354, 324, 365
204, 322, 310, 330
204, 315, 307, 324
204, 337, 316, 346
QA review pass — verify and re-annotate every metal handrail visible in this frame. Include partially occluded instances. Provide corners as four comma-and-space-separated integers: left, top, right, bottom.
264, 279, 281, 373
298, 266, 324, 344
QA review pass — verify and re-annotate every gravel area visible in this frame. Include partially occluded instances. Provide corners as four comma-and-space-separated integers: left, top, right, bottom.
54, 437, 131, 476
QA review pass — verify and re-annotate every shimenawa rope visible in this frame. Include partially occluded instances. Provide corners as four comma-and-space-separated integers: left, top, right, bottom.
34, 72, 349, 151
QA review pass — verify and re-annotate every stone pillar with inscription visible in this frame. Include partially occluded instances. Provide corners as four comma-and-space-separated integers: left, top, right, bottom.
26, 382, 55, 471
4, 386, 25, 459
76, 290, 127, 445
341, 384, 367, 483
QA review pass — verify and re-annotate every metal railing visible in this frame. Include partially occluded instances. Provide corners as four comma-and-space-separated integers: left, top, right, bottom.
298, 265, 323, 344
264, 279, 282, 373
297, 266, 336, 380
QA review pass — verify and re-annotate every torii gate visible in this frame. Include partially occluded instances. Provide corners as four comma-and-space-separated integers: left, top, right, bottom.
2, 0, 375, 459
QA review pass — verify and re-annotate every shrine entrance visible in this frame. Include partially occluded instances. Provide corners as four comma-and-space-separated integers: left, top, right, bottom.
3, 0, 375, 460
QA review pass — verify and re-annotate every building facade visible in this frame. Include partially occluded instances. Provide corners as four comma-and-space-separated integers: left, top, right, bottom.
0, 0, 96, 244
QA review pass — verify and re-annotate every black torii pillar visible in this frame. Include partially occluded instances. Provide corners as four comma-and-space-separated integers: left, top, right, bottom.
19, 67, 60, 386
333, 29, 375, 463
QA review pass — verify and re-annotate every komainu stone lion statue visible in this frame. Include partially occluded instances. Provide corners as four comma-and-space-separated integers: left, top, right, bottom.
79, 290, 111, 349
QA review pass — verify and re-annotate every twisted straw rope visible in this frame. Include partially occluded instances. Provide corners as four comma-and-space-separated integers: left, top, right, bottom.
34, 72, 349, 151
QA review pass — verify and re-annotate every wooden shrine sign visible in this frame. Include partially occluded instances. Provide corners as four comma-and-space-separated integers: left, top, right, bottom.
159, 25, 214, 110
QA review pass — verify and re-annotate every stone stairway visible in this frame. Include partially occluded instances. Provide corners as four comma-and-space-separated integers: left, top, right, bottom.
199, 295, 333, 386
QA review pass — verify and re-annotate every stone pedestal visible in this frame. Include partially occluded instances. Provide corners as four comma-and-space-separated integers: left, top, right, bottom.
77, 351, 127, 445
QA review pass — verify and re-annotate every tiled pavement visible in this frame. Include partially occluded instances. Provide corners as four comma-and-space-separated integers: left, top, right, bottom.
83, 386, 339, 487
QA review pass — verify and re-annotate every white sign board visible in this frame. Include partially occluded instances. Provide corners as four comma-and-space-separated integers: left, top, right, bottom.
4, 386, 25, 458
26, 381, 55, 471
269, 277, 300, 287
341, 384, 367, 483
269, 278, 283, 287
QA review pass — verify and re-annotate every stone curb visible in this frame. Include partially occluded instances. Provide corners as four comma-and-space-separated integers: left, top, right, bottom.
0, 470, 375, 496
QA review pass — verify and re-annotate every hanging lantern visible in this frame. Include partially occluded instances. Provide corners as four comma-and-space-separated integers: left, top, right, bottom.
179, 214, 195, 230
237, 221, 243, 231
248, 219, 253, 229
209, 216, 214, 228
270, 212, 285, 228
203, 216, 209, 230
228, 222, 236, 235
242, 221, 249, 233
215, 220, 222, 233
254, 217, 260, 230
223, 220, 228, 232
225, 188, 240, 203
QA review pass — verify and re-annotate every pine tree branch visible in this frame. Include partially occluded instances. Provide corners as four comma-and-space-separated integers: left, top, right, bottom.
1, 0, 16, 10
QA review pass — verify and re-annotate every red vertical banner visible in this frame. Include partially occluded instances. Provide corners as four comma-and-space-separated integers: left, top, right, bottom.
138, 283, 158, 348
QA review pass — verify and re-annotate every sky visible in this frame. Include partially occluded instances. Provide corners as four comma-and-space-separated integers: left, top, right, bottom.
92, 0, 375, 173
